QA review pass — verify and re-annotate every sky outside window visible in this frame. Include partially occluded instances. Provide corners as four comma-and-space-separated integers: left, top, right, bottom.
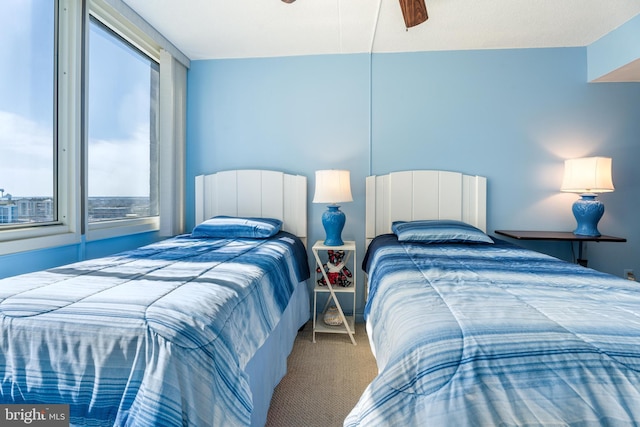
88, 17, 157, 199
0, 1, 54, 198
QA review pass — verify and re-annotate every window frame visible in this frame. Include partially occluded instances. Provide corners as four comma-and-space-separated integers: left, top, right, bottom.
85, 6, 160, 241
0, 0, 164, 256
0, 0, 80, 256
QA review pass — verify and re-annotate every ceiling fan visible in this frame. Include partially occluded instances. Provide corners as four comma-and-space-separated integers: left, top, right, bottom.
281, 0, 428, 29
398, 0, 428, 28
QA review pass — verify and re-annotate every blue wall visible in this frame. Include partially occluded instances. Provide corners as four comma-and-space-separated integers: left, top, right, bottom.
187, 47, 640, 319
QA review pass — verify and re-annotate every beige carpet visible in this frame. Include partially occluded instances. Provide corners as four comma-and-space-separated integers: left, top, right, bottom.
265, 321, 378, 427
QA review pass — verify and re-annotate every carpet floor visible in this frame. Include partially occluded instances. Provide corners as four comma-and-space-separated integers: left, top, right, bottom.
265, 321, 378, 427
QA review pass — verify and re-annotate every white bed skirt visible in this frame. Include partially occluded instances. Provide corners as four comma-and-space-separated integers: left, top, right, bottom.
245, 281, 310, 426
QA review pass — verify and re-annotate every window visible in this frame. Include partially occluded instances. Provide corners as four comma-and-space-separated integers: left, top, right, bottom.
87, 17, 159, 223
0, 1, 56, 226
0, 0, 187, 256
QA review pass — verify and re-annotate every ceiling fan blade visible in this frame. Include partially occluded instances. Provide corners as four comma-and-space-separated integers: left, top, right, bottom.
398, 0, 428, 28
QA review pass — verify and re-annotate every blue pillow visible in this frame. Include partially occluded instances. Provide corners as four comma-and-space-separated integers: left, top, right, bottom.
392, 220, 493, 244
191, 216, 282, 239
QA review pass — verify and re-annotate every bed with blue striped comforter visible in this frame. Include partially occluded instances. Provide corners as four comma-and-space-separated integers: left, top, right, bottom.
346, 234, 640, 426
0, 231, 309, 426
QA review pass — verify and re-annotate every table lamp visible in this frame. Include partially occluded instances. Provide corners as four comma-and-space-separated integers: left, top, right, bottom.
560, 157, 614, 237
313, 170, 353, 246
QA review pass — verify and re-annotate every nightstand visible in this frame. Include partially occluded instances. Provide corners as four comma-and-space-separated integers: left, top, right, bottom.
311, 240, 357, 345
494, 230, 626, 267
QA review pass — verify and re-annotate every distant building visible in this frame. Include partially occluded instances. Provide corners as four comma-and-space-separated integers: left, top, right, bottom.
89, 206, 131, 220
0, 195, 54, 224
16, 198, 54, 222
0, 195, 150, 224
0, 196, 18, 224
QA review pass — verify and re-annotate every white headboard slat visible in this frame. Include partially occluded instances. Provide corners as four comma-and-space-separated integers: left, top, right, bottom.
411, 170, 439, 219
283, 173, 307, 238
214, 171, 237, 217
437, 171, 463, 220
237, 170, 264, 217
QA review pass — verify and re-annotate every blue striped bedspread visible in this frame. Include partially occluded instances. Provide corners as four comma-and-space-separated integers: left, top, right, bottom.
0, 231, 309, 426
346, 234, 640, 426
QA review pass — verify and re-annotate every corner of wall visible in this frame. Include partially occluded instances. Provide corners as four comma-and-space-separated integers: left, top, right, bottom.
587, 14, 640, 82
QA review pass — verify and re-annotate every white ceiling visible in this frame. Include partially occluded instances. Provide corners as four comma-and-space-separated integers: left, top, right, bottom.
123, 0, 640, 61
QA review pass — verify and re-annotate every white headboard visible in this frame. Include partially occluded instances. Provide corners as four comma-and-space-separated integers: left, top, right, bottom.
366, 170, 487, 245
195, 170, 307, 244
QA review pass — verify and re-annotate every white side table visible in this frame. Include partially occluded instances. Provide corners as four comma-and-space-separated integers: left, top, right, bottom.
312, 240, 357, 345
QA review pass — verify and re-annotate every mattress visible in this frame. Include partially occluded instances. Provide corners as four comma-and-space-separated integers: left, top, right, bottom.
346, 234, 640, 426
0, 231, 310, 426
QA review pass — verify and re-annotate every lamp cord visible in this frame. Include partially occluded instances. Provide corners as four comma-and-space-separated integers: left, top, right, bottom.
570, 241, 576, 263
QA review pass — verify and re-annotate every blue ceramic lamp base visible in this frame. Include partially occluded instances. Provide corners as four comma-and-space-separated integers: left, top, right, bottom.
572, 194, 604, 237
322, 205, 346, 246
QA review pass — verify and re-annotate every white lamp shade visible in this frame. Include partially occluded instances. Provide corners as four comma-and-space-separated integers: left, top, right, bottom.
313, 170, 353, 204
560, 157, 614, 194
